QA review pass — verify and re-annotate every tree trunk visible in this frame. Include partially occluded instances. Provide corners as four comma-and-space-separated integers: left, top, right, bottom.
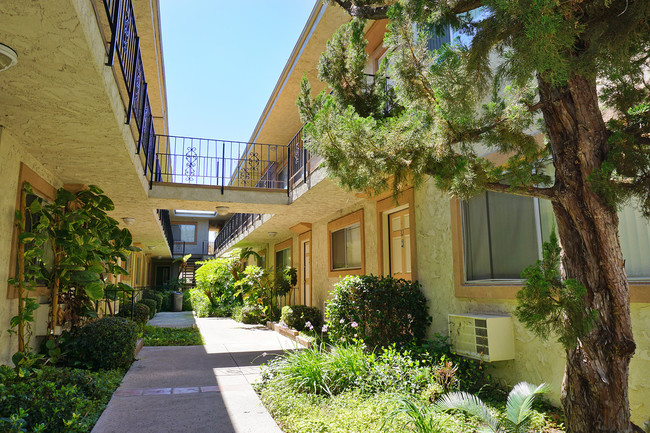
538, 73, 636, 432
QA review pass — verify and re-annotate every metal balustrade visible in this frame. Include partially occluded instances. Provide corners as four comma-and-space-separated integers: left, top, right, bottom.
214, 213, 263, 255
102, 0, 156, 179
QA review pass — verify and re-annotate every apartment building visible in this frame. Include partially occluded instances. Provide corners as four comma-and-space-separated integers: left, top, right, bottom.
212, 1, 650, 423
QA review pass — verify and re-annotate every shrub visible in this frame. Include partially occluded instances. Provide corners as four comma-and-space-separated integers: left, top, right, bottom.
281, 305, 322, 332
325, 275, 431, 347
240, 304, 266, 324
182, 290, 192, 311
117, 302, 149, 325
189, 288, 213, 318
139, 299, 157, 319
64, 317, 139, 370
0, 365, 123, 433
143, 290, 163, 312
159, 290, 174, 311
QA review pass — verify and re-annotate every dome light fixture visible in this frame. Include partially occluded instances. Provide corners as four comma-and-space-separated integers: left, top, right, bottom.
0, 44, 18, 72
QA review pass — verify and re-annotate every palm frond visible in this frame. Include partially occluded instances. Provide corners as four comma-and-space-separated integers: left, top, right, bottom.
383, 395, 451, 433
505, 382, 550, 429
434, 391, 499, 432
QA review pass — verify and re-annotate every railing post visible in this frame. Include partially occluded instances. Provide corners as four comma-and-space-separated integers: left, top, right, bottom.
125, 37, 140, 125
221, 141, 225, 195
106, 0, 122, 67
136, 83, 148, 154
303, 146, 307, 183
287, 145, 291, 197
149, 133, 157, 189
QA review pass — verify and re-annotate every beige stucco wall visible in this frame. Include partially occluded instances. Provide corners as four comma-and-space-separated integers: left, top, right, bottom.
413, 177, 650, 425
0, 128, 63, 364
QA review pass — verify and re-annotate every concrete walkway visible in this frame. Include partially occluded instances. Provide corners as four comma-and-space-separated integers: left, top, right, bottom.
92, 313, 298, 433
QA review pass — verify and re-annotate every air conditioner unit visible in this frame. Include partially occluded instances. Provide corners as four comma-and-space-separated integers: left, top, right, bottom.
448, 313, 515, 362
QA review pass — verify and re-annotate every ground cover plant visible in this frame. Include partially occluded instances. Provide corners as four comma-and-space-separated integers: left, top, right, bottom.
257, 342, 563, 433
0, 365, 125, 433
143, 325, 203, 346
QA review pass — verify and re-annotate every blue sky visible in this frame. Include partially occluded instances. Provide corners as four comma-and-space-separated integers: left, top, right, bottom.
159, 1, 316, 143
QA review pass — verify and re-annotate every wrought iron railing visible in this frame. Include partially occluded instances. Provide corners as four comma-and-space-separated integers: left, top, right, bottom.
214, 213, 263, 255
152, 135, 289, 191
172, 241, 210, 257
157, 209, 173, 253
104, 286, 145, 320
102, 0, 156, 179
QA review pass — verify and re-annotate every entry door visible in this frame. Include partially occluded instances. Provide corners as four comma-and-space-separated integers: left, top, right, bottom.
301, 238, 311, 306
389, 208, 411, 280
155, 266, 171, 289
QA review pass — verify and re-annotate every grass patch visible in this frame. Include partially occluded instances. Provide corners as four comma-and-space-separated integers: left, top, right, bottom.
143, 326, 203, 346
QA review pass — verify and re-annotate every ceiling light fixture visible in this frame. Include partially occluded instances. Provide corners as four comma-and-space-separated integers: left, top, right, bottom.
215, 206, 230, 215
0, 44, 18, 72
268, 232, 277, 237
122, 217, 135, 225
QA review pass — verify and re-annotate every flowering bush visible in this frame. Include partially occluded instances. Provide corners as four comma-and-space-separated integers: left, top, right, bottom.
280, 305, 322, 332
325, 275, 431, 347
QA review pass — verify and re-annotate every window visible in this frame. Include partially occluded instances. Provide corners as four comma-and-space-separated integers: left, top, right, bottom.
332, 223, 362, 270
328, 209, 365, 277
171, 223, 196, 244
461, 192, 650, 282
275, 248, 290, 271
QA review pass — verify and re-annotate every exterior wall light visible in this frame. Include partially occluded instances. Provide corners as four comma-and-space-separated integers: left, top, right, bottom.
0, 44, 18, 72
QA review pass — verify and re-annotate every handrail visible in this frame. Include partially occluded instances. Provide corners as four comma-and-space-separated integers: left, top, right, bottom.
102, 0, 156, 179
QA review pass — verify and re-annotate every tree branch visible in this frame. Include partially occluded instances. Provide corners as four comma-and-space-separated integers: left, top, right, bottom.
331, 0, 483, 20
484, 182, 557, 200
331, 1, 391, 19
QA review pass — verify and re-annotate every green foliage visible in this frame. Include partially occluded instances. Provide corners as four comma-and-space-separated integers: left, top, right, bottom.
240, 304, 267, 325
139, 299, 158, 319
117, 302, 149, 325
263, 342, 455, 398
514, 232, 597, 349
63, 317, 139, 370
382, 396, 454, 433
280, 305, 322, 332
0, 365, 124, 433
434, 382, 550, 433
188, 288, 213, 318
143, 290, 163, 311
143, 325, 203, 346
13, 184, 139, 331
194, 257, 241, 315
182, 290, 192, 311
325, 275, 431, 347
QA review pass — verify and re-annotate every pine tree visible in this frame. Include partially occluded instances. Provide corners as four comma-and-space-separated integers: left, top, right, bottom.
298, 1, 650, 432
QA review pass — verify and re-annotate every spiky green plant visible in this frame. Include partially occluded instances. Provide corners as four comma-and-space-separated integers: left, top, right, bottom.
435, 382, 550, 433
382, 396, 453, 433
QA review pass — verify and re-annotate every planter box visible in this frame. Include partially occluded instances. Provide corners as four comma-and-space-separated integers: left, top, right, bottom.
266, 321, 310, 348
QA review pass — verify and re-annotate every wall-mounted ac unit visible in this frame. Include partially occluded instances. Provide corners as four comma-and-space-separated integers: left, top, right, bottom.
448, 313, 515, 362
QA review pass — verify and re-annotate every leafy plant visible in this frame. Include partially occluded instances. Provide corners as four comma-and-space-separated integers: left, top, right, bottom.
194, 257, 240, 315
0, 365, 124, 433
435, 382, 550, 433
382, 396, 453, 433
117, 302, 149, 326
188, 288, 213, 318
139, 298, 158, 319
10, 184, 139, 333
514, 231, 597, 349
63, 317, 139, 370
143, 326, 203, 346
325, 275, 431, 347
281, 305, 322, 332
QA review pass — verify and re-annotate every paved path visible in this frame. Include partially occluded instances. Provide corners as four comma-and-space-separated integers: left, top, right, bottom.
92, 314, 298, 433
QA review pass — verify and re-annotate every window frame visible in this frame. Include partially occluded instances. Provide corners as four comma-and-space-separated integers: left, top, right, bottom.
327, 209, 365, 278
274, 238, 293, 271
171, 222, 197, 245
8, 163, 57, 299
451, 198, 650, 303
